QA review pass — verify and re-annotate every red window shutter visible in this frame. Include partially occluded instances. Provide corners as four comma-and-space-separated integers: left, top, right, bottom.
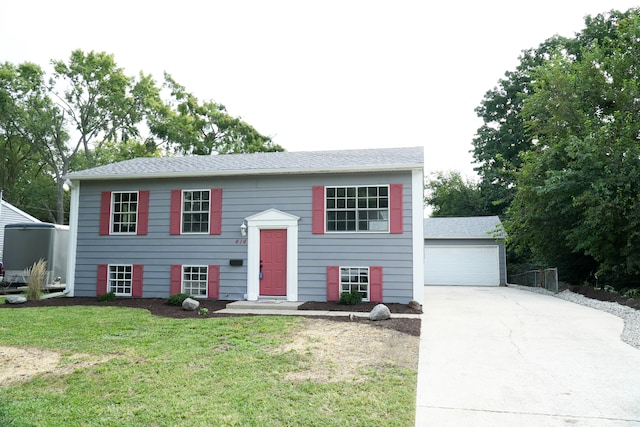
370, 266, 383, 303
312, 186, 325, 234
210, 188, 223, 235
389, 184, 403, 234
208, 265, 220, 299
132, 264, 144, 297
170, 190, 182, 235
327, 265, 340, 302
137, 190, 150, 236
170, 264, 182, 295
97, 264, 108, 296
99, 192, 111, 235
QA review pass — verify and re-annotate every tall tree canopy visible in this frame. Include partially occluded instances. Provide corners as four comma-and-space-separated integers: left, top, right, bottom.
146, 74, 283, 155
0, 50, 281, 224
509, 8, 640, 286
471, 36, 570, 216
469, 7, 640, 286
425, 171, 489, 217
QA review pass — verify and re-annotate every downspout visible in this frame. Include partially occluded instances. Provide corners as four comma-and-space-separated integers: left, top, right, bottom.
412, 168, 425, 305
40, 289, 70, 299
65, 180, 80, 297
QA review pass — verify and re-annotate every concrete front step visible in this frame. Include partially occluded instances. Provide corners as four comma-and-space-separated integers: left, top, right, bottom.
225, 300, 304, 311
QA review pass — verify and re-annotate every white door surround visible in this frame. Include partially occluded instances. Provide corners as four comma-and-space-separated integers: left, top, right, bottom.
245, 209, 300, 301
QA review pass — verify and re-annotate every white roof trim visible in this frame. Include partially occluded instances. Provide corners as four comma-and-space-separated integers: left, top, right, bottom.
67, 164, 424, 181
1, 200, 41, 223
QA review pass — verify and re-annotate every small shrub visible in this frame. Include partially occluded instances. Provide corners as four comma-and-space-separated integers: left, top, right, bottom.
98, 291, 116, 302
623, 288, 640, 299
167, 293, 192, 306
339, 290, 363, 305
198, 307, 209, 316
26, 259, 47, 301
604, 285, 617, 294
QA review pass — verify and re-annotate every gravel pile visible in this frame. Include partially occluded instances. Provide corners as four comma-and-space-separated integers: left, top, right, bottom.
510, 284, 640, 350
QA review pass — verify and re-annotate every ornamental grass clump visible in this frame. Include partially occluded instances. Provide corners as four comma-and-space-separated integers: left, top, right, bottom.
26, 259, 47, 301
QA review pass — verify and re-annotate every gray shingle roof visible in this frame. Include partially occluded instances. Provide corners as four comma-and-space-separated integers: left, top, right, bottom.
65, 146, 424, 180
424, 216, 507, 239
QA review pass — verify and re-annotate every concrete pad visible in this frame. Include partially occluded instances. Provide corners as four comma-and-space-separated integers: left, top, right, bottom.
415, 286, 640, 426
215, 307, 420, 318
225, 300, 304, 311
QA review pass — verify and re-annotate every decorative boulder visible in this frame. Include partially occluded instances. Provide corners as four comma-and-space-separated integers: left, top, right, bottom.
408, 300, 422, 311
6, 295, 27, 304
369, 303, 391, 321
182, 297, 200, 311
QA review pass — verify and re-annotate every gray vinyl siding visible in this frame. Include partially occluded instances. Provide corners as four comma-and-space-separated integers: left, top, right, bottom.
424, 239, 507, 285
73, 172, 415, 302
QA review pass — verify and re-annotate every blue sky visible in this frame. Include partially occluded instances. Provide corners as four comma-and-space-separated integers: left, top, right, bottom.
1, 0, 638, 179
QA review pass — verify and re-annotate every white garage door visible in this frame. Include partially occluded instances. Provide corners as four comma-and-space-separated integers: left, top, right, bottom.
424, 246, 499, 286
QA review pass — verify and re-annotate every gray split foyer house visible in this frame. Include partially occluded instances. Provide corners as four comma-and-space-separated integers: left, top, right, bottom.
64, 146, 425, 304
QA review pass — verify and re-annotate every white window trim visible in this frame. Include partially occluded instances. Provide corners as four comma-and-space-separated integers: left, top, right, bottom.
110, 191, 139, 235
108, 264, 133, 297
181, 189, 211, 234
339, 266, 370, 302
325, 184, 390, 234
182, 265, 209, 298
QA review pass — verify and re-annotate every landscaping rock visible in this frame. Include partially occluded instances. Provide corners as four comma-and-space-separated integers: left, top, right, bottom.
182, 297, 200, 311
408, 300, 421, 311
6, 295, 27, 304
369, 304, 391, 321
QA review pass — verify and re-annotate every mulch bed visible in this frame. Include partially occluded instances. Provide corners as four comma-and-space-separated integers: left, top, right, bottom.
567, 285, 640, 311
1, 297, 423, 337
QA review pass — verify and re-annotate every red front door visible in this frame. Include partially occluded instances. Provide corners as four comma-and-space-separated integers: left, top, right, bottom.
260, 229, 287, 296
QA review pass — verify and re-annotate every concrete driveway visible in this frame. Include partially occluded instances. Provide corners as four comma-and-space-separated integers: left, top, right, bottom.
415, 286, 640, 426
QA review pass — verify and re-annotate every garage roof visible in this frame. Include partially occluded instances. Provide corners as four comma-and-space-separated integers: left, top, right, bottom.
424, 216, 506, 240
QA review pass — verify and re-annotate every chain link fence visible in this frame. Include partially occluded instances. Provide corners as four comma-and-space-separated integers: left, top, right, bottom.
509, 268, 559, 293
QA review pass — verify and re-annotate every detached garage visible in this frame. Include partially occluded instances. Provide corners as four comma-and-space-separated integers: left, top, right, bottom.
424, 216, 507, 286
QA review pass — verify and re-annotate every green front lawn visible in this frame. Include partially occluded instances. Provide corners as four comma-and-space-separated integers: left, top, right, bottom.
0, 306, 416, 426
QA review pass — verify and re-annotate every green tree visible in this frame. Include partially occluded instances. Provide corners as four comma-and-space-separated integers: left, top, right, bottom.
1, 50, 283, 224
472, 36, 569, 216
425, 171, 489, 217
51, 50, 149, 162
509, 8, 640, 286
146, 74, 284, 155
0, 61, 64, 221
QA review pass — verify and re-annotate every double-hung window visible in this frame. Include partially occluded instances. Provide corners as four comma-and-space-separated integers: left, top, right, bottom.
112, 191, 138, 234
109, 264, 133, 296
170, 188, 222, 236
326, 186, 389, 232
182, 266, 208, 297
100, 190, 148, 236
182, 190, 210, 233
340, 267, 370, 302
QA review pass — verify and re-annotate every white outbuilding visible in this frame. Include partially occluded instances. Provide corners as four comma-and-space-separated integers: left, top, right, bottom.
424, 216, 507, 286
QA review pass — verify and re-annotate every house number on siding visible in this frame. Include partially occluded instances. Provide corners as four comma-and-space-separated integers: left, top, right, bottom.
235, 239, 247, 245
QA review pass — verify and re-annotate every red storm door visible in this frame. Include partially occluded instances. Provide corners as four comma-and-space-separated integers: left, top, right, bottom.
260, 229, 287, 296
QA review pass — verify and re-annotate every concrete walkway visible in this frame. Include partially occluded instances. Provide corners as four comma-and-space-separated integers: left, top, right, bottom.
415, 286, 640, 426
216, 300, 421, 318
